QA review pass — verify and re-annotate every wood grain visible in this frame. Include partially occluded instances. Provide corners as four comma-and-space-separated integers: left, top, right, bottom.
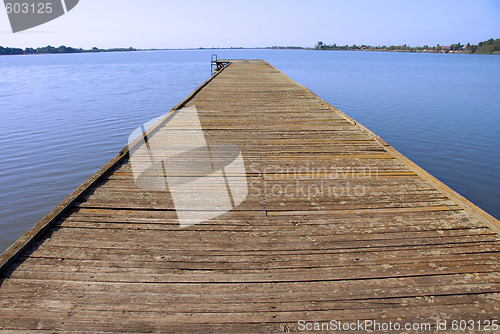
0, 59, 499, 333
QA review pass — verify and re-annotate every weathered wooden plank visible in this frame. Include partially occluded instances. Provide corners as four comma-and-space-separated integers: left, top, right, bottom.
0, 294, 496, 316
24, 242, 500, 264
3, 274, 499, 298
57, 217, 485, 232
0, 303, 497, 327
15, 251, 500, 272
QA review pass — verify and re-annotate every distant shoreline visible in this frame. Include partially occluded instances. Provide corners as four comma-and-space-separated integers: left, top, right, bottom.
1, 38, 499, 56
308, 39, 500, 55
0, 46, 137, 56
138, 39, 500, 55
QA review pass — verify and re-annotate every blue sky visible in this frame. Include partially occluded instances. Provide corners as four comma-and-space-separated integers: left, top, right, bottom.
1, 0, 499, 48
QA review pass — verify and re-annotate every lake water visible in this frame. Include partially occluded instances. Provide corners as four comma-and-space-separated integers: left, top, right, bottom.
1, 49, 499, 253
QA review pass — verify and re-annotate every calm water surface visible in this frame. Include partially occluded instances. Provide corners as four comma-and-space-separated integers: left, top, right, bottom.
1, 49, 499, 253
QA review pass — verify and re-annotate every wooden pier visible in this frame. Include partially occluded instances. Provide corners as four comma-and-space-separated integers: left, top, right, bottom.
1, 60, 499, 333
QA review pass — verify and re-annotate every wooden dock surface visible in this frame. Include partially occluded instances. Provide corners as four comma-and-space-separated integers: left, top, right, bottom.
1, 60, 499, 333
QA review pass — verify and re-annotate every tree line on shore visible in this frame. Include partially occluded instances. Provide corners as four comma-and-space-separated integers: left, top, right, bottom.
0, 45, 137, 56
2, 39, 499, 56
312, 38, 500, 54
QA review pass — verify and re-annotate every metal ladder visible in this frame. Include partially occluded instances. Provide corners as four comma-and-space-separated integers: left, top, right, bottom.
211, 54, 217, 75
